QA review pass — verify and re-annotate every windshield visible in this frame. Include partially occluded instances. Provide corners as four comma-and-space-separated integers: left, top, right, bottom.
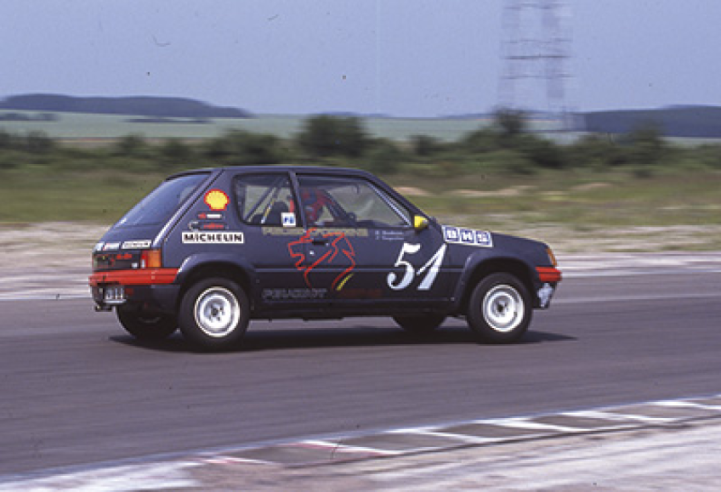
115, 173, 209, 228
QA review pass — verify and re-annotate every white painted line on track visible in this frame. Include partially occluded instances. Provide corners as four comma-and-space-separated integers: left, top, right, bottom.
655, 401, 721, 411
301, 440, 402, 456
482, 418, 584, 433
0, 461, 200, 492
389, 428, 494, 444
564, 410, 676, 424
3, 394, 721, 490
0, 294, 88, 302
200, 455, 274, 466
553, 291, 721, 305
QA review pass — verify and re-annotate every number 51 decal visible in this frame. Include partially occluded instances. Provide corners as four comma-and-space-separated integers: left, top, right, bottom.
387, 243, 447, 291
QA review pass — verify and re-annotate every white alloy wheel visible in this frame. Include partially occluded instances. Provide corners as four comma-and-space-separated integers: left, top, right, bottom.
467, 272, 532, 344
193, 286, 241, 338
482, 284, 525, 333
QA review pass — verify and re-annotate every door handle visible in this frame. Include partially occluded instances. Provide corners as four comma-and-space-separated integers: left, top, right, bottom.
312, 237, 329, 246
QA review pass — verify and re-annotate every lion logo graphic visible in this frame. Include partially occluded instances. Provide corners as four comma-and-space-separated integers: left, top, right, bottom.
288, 228, 356, 290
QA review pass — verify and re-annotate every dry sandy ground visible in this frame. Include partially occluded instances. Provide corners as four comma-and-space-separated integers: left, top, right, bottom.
0, 221, 719, 298
3, 221, 720, 264
0, 223, 108, 299
0, 223, 109, 272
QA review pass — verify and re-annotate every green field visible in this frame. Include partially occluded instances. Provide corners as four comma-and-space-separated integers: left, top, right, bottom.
0, 110, 554, 142
1, 165, 719, 253
2, 109, 720, 253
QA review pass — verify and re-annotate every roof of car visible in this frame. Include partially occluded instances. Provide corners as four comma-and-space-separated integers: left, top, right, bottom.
170, 165, 376, 179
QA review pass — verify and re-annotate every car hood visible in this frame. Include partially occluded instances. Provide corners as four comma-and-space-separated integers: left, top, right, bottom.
489, 231, 553, 266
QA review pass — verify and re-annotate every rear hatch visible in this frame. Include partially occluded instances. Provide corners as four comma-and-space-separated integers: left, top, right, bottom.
92, 171, 212, 273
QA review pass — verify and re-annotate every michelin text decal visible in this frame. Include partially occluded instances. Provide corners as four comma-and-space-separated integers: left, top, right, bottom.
182, 232, 244, 244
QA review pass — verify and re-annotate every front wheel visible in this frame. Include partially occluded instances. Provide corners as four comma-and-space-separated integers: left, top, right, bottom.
116, 308, 177, 341
467, 273, 532, 344
179, 278, 250, 351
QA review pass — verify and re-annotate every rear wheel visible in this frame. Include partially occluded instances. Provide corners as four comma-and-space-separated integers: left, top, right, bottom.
393, 314, 446, 335
116, 308, 177, 341
179, 277, 250, 351
467, 273, 532, 344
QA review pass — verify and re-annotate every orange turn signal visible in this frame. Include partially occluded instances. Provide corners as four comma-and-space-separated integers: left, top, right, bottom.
141, 249, 163, 269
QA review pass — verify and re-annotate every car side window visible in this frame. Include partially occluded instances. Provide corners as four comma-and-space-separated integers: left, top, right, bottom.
297, 175, 412, 228
234, 174, 298, 227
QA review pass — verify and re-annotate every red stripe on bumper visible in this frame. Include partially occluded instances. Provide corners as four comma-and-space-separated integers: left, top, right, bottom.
537, 266, 562, 283
89, 269, 178, 286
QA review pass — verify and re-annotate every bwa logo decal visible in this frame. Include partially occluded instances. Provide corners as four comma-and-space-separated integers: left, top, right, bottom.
288, 228, 356, 290
443, 226, 493, 248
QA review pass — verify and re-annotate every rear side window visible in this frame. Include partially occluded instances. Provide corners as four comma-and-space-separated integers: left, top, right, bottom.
116, 173, 209, 227
233, 174, 298, 227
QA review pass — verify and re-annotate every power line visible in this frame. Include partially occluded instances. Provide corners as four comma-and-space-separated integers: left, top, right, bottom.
498, 0, 574, 128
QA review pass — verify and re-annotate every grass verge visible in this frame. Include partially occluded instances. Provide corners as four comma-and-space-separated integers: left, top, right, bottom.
1, 167, 720, 253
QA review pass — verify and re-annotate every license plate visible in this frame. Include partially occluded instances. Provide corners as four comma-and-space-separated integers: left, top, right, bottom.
103, 285, 126, 305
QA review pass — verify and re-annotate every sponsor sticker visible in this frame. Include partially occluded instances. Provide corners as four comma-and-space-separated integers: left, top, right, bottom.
443, 226, 493, 248
281, 212, 297, 227
197, 212, 224, 220
197, 222, 228, 231
262, 288, 328, 300
182, 231, 244, 244
475, 230, 493, 247
263, 227, 369, 237
204, 189, 230, 211
374, 230, 406, 242
460, 229, 475, 244
121, 240, 152, 250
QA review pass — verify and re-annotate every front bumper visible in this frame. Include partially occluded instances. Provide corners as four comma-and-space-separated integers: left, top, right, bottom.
537, 283, 556, 309
535, 266, 562, 309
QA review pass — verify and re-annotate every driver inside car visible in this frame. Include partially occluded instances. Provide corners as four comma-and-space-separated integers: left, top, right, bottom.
300, 188, 334, 226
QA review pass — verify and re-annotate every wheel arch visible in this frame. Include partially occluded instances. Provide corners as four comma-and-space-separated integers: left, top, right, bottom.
174, 254, 256, 310
455, 256, 536, 316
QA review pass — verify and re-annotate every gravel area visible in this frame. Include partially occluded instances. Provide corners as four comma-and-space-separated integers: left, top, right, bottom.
1, 221, 719, 299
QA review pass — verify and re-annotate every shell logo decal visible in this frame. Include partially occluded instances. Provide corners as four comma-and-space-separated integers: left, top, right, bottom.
204, 189, 230, 211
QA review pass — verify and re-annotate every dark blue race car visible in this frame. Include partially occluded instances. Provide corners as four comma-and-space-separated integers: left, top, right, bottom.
90, 166, 561, 350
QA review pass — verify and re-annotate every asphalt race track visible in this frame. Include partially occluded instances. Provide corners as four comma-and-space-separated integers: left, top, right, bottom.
1, 264, 720, 479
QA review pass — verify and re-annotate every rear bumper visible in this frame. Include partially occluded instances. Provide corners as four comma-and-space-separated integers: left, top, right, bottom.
89, 268, 179, 287
89, 269, 180, 314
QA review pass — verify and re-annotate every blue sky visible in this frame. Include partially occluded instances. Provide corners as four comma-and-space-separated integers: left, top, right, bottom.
2, 1, 720, 116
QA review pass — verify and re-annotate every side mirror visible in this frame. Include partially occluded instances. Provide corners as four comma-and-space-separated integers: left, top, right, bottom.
413, 215, 429, 232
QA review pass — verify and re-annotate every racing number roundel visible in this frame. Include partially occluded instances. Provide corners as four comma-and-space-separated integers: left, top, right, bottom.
204, 189, 229, 211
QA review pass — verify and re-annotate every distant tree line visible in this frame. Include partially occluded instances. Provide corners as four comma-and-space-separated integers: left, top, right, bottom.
0, 112, 58, 122
1, 110, 721, 176
0, 94, 251, 119
584, 106, 721, 138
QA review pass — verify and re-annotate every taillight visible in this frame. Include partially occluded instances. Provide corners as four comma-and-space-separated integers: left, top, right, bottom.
140, 249, 163, 269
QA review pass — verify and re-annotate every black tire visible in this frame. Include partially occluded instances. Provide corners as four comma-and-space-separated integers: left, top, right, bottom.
116, 308, 178, 341
393, 314, 446, 335
467, 273, 532, 344
178, 277, 250, 351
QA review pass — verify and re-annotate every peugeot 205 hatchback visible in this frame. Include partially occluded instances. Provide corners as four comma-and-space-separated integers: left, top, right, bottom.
90, 166, 561, 350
